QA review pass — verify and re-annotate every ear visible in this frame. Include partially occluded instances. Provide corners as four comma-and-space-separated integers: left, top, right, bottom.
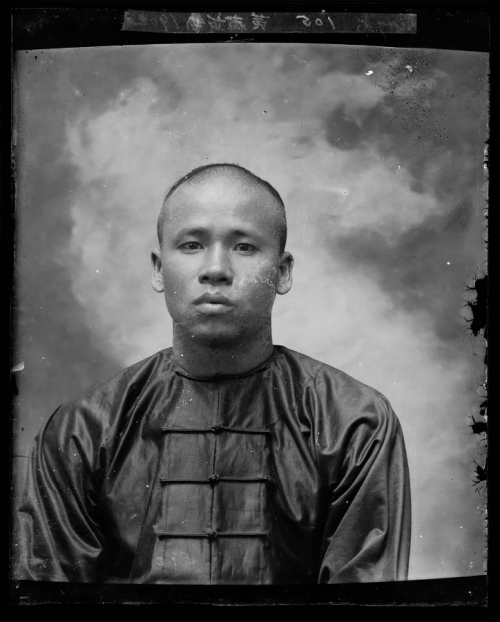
276, 251, 293, 296
151, 248, 164, 293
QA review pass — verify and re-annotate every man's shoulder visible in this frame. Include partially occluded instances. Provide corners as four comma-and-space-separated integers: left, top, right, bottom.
275, 346, 385, 395
30, 350, 174, 459
49, 349, 172, 427
274, 346, 394, 421
77, 348, 171, 400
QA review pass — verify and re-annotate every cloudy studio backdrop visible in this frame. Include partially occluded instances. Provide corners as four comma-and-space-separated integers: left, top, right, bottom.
13, 43, 488, 581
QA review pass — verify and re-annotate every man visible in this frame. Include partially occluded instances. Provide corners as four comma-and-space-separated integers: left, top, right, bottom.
15, 163, 411, 584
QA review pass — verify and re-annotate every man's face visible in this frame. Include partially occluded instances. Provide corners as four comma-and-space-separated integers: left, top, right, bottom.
151, 174, 293, 346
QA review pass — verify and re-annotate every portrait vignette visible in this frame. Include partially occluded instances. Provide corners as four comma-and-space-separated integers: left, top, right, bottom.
10, 7, 489, 603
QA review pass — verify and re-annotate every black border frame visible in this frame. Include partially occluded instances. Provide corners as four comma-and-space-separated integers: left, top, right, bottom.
7, 1, 497, 610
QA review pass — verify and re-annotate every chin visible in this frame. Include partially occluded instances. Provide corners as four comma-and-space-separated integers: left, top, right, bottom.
187, 318, 259, 346
191, 328, 244, 347
174, 313, 270, 347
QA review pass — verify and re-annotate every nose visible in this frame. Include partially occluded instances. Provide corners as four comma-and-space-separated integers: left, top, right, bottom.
198, 245, 233, 284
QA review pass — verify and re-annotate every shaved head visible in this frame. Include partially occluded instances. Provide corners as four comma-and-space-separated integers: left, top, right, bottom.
157, 163, 287, 253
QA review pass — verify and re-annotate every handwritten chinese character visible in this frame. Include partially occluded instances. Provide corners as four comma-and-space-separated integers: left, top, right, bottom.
251, 12, 270, 31
206, 13, 225, 32
187, 13, 205, 33
158, 13, 179, 33
225, 14, 246, 32
158, 14, 170, 32
128, 11, 148, 28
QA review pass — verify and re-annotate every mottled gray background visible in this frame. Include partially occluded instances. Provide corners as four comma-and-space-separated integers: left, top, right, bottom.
13, 43, 488, 580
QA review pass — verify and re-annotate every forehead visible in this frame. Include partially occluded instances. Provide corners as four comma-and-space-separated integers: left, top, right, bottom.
163, 173, 283, 231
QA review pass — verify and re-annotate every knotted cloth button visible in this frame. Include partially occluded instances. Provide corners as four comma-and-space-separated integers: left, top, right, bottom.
208, 474, 220, 485
207, 530, 218, 541
211, 425, 223, 434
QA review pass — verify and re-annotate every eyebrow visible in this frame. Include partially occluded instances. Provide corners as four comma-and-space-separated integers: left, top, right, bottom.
174, 227, 262, 240
174, 227, 207, 238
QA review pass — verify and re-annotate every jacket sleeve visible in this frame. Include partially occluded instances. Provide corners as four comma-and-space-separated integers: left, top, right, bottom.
317, 390, 411, 583
13, 403, 106, 582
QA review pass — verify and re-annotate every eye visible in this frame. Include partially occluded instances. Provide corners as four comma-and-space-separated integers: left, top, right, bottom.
179, 241, 203, 252
235, 243, 257, 253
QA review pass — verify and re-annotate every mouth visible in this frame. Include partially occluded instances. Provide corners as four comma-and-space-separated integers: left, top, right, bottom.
193, 293, 234, 313
194, 293, 233, 306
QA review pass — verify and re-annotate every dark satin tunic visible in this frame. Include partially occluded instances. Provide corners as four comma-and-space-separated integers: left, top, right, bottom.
15, 346, 411, 584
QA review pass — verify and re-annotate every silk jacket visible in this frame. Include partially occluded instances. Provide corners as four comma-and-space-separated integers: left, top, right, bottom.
15, 346, 411, 584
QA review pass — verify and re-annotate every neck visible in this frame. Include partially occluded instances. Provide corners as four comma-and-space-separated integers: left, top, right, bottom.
172, 327, 274, 377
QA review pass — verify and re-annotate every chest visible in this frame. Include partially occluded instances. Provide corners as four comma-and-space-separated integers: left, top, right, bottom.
101, 377, 327, 583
